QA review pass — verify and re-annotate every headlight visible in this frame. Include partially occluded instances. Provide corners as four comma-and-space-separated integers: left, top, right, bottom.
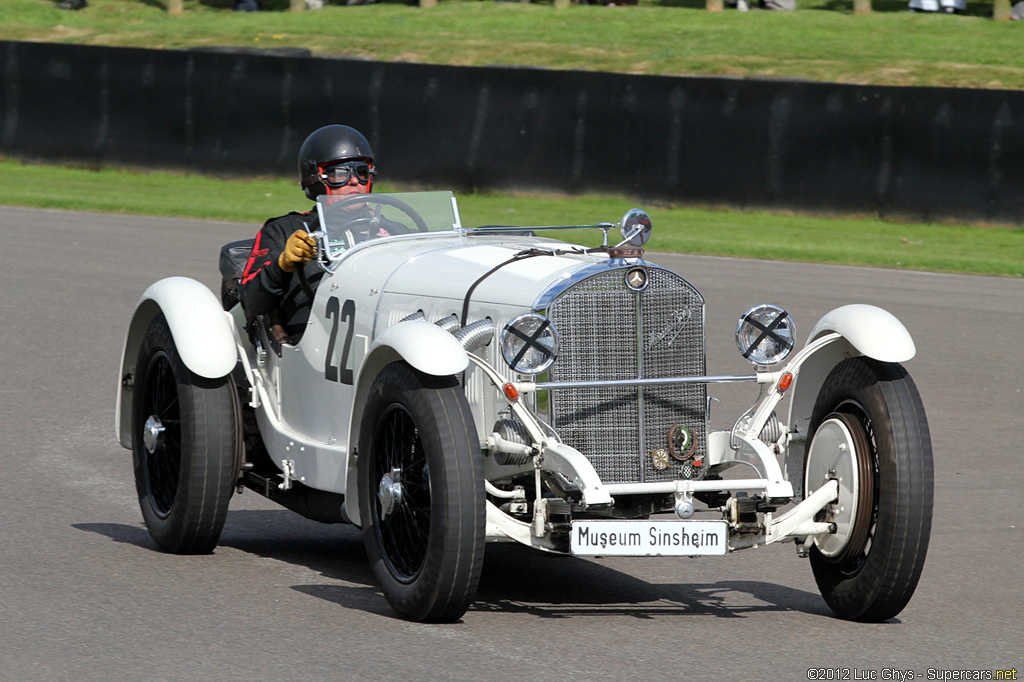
500, 313, 559, 375
735, 304, 795, 366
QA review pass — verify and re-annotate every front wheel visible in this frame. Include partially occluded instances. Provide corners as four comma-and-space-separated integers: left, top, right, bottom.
804, 357, 933, 621
131, 314, 239, 554
358, 362, 485, 622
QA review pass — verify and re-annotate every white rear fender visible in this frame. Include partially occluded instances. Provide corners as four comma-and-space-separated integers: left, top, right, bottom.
115, 277, 237, 448
806, 304, 915, 363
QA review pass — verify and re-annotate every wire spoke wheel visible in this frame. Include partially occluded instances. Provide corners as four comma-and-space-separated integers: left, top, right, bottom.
374, 405, 431, 581
140, 352, 182, 517
131, 314, 239, 554
359, 362, 484, 622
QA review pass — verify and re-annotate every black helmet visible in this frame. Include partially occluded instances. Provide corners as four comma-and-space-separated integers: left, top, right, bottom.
298, 125, 374, 200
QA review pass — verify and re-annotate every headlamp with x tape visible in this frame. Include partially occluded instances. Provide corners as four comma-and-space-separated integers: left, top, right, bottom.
735, 303, 795, 366
500, 313, 559, 375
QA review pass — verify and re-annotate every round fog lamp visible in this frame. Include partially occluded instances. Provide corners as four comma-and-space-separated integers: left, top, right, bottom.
736, 304, 795, 366
500, 313, 559, 375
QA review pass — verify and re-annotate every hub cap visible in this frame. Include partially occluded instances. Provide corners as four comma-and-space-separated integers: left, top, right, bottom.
378, 467, 404, 518
806, 412, 874, 561
143, 415, 165, 454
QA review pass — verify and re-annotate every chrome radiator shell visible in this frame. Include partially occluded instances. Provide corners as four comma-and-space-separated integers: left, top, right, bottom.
538, 263, 707, 484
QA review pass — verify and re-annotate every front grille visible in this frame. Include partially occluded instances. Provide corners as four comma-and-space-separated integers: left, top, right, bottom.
545, 266, 706, 484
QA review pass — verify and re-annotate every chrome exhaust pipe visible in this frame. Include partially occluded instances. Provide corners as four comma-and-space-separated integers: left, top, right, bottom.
434, 313, 460, 333
454, 319, 493, 353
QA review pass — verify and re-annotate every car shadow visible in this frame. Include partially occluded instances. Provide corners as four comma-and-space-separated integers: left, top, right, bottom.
469, 543, 832, 619
74, 512, 396, 616
73, 521, 154, 548
74, 513, 832, 621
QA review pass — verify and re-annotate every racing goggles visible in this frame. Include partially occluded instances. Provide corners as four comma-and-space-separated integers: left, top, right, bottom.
321, 161, 374, 187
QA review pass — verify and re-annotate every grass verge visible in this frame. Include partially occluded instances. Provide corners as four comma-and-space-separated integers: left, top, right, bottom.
2, 159, 1020, 276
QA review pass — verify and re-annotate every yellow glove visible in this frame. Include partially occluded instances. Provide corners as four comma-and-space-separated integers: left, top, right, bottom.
278, 230, 316, 273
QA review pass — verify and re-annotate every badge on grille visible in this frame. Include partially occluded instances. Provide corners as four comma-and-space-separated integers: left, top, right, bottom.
649, 448, 670, 470
625, 267, 649, 291
648, 309, 692, 349
668, 423, 696, 461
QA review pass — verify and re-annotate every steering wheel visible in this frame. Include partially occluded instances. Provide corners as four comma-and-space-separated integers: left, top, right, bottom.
325, 194, 430, 234
299, 194, 430, 300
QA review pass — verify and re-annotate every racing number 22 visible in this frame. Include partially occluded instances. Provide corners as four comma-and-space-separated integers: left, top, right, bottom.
325, 297, 355, 385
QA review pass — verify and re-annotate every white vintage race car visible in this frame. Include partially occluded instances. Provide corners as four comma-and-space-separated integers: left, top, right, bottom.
115, 191, 933, 623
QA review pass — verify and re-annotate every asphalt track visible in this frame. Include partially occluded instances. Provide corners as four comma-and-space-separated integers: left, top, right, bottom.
1, 205, 1021, 681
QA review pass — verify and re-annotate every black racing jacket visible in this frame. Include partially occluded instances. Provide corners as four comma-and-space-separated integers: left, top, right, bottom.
238, 208, 324, 341
237, 203, 408, 342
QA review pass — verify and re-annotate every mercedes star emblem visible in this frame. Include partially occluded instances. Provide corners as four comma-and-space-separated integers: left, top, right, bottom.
625, 267, 649, 291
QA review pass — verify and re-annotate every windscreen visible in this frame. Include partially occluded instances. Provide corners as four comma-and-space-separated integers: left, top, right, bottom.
315, 191, 461, 259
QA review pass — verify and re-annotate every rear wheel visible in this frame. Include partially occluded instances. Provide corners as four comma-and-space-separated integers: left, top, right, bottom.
805, 357, 933, 621
358, 362, 484, 622
131, 314, 239, 554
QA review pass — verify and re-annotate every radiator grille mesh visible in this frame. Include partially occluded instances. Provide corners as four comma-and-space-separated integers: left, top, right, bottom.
546, 267, 706, 484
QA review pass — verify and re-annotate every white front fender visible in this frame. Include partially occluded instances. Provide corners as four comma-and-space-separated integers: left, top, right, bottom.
115, 277, 237, 448
365, 320, 469, 377
806, 304, 915, 363
344, 320, 470, 523
781, 305, 915, 500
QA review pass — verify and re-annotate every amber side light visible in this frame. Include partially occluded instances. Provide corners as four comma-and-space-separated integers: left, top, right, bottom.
503, 383, 520, 401
778, 372, 794, 392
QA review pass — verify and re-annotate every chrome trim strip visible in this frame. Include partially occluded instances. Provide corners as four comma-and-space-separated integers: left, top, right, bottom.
467, 223, 613, 235
450, 195, 462, 230
523, 374, 758, 391
636, 286, 645, 482
534, 261, 640, 312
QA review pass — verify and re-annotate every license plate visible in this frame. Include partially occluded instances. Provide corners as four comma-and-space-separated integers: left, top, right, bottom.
570, 520, 728, 556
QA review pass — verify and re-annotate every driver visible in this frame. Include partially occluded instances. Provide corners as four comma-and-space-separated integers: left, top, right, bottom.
238, 124, 382, 343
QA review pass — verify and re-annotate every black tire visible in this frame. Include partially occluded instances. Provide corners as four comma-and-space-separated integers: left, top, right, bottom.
131, 314, 239, 554
358, 362, 485, 622
805, 357, 933, 621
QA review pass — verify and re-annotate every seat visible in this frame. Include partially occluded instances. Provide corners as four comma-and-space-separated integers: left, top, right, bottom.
219, 238, 256, 310
219, 238, 293, 355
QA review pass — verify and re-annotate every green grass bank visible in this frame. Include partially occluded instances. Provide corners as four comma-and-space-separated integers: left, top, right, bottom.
3, 0, 1022, 276
2, 159, 1019, 276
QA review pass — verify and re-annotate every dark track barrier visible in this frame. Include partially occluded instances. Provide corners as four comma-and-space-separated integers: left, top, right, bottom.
2, 40, 1022, 223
